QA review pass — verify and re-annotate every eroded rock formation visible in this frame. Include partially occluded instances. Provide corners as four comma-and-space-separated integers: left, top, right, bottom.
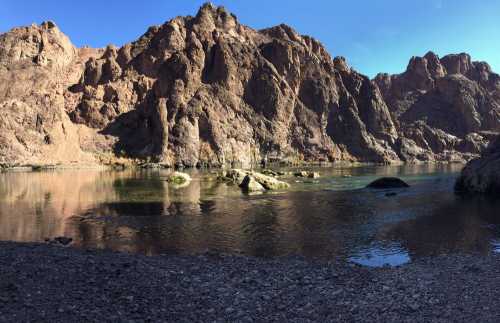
375, 51, 500, 162
1, 4, 499, 167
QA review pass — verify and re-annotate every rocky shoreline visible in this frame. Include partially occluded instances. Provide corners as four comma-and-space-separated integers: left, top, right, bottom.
0, 159, 465, 174
1, 241, 500, 322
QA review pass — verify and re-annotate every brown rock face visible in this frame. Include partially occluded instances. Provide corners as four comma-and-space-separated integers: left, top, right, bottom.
1, 4, 499, 167
375, 51, 500, 162
0, 21, 110, 165
455, 136, 500, 195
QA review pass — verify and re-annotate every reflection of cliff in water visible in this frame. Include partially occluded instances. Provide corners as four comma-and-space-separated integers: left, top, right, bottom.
70, 187, 380, 258
0, 169, 211, 244
70, 174, 214, 254
378, 197, 500, 258
4, 165, 495, 263
0, 170, 122, 241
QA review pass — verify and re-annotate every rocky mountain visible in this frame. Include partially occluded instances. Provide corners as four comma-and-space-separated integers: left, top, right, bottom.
1, 3, 499, 168
375, 52, 500, 162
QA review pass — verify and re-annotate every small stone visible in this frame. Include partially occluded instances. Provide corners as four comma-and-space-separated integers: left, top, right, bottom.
53, 236, 73, 245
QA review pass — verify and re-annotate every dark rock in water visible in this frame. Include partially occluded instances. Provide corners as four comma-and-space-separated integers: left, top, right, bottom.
294, 171, 320, 179
53, 237, 73, 246
455, 136, 500, 196
261, 169, 279, 177
367, 177, 410, 189
385, 192, 398, 197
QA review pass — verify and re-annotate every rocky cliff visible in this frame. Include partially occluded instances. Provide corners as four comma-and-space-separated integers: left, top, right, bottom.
455, 136, 500, 195
375, 52, 500, 162
1, 3, 499, 168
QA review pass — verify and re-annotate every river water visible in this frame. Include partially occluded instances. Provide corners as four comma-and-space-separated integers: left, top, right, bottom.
1, 164, 499, 267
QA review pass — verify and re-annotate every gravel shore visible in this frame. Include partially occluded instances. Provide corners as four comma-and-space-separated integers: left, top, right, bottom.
1, 241, 500, 322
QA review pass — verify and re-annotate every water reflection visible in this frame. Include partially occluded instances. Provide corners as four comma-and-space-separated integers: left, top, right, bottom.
1, 164, 499, 266
349, 243, 411, 267
378, 195, 500, 258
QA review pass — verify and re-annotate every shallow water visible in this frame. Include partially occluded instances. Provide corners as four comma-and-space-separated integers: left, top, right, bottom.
1, 164, 500, 267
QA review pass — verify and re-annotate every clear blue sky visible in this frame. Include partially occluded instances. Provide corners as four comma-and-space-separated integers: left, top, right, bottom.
1, 0, 499, 77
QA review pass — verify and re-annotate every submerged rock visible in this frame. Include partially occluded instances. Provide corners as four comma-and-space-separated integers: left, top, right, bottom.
167, 172, 192, 185
367, 177, 410, 189
294, 171, 320, 179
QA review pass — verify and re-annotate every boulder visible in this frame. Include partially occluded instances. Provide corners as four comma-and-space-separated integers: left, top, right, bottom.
239, 175, 265, 192
220, 169, 247, 185
366, 177, 410, 189
220, 169, 290, 190
251, 172, 290, 190
308, 172, 320, 179
455, 137, 500, 195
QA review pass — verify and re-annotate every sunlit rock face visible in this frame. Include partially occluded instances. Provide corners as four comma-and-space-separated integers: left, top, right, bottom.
0, 21, 109, 165
1, 4, 499, 167
374, 52, 500, 163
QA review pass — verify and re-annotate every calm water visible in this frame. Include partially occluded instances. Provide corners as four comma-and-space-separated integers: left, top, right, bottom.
1, 164, 500, 267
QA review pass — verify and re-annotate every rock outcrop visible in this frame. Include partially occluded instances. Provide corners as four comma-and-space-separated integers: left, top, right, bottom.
455, 136, 500, 195
220, 169, 290, 191
0, 4, 499, 168
239, 175, 265, 192
375, 51, 500, 163
0, 21, 110, 166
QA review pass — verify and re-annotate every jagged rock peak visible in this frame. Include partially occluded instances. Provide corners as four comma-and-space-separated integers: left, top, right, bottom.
0, 20, 76, 67
40, 20, 58, 30
261, 24, 302, 42
333, 56, 350, 72
195, 2, 239, 30
401, 51, 497, 81
405, 51, 445, 80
